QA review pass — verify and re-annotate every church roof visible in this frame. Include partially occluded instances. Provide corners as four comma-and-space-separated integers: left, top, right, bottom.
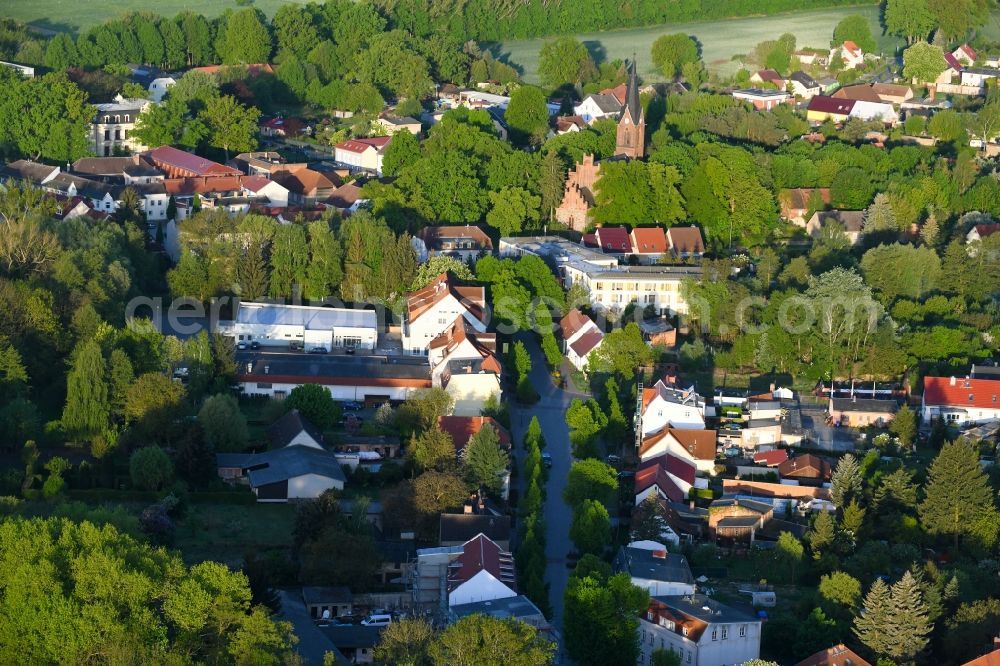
619, 59, 643, 124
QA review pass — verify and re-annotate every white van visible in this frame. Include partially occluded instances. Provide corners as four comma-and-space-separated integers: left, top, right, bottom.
360, 613, 392, 627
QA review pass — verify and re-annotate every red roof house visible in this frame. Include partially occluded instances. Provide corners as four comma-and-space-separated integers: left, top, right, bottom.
753, 449, 789, 467
142, 146, 241, 179
437, 415, 511, 453
594, 226, 631, 253
630, 227, 668, 256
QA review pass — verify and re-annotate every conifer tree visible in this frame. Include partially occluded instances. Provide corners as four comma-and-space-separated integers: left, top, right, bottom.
809, 510, 836, 560
854, 578, 893, 656
920, 438, 998, 550
921, 206, 940, 247
62, 340, 110, 446
464, 425, 510, 496
887, 571, 932, 660
863, 193, 897, 233
830, 453, 862, 508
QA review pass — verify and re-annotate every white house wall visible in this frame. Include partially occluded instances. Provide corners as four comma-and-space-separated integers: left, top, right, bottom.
288, 472, 344, 499
241, 380, 414, 402
448, 570, 517, 606
447, 374, 500, 416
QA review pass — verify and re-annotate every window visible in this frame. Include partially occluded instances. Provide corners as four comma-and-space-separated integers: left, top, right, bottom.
256, 383, 272, 389
739, 625, 746, 637
711, 629, 717, 641
721, 627, 728, 640
687, 652, 691, 664
104, 130, 110, 141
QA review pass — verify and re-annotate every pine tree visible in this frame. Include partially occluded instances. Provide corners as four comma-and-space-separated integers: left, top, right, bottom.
886, 571, 932, 660
809, 510, 836, 560
920, 438, 998, 550
841, 499, 866, 541
62, 340, 110, 446
237, 241, 269, 300
921, 206, 940, 247
863, 193, 897, 233
463, 425, 510, 496
831, 453, 862, 507
854, 578, 893, 656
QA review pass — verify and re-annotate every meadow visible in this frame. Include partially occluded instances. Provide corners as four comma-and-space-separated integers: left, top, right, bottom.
490, 4, 898, 83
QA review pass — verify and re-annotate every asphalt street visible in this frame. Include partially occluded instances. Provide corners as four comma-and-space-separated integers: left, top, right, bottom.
510, 335, 590, 641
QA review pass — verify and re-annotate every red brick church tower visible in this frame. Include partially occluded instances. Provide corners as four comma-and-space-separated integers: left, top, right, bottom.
615, 59, 645, 159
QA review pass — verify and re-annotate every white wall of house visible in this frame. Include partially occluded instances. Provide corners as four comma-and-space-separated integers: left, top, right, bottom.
448, 570, 517, 607
403, 295, 487, 354
573, 97, 617, 123
921, 402, 1000, 426
640, 433, 716, 473
286, 432, 323, 449
631, 577, 696, 597
335, 147, 384, 174
240, 379, 416, 402
253, 180, 290, 207
288, 472, 344, 499
638, 617, 761, 666
142, 193, 169, 221
849, 100, 898, 123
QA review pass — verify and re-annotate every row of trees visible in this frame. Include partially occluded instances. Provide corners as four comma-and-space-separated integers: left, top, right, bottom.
516, 417, 551, 615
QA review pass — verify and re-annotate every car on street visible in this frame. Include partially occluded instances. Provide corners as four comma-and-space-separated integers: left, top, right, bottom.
236, 342, 247, 350
249, 341, 260, 350
309, 346, 328, 354
541, 452, 553, 468
341, 401, 362, 411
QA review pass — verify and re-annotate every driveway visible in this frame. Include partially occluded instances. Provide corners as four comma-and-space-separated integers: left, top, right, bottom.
798, 401, 857, 452
510, 336, 588, 641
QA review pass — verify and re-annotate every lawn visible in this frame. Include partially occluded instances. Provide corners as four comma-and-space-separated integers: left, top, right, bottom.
2, 0, 311, 33
173, 501, 298, 565
490, 5, 897, 83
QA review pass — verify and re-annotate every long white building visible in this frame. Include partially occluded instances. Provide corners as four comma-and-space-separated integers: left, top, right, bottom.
499, 236, 700, 315
229, 302, 378, 351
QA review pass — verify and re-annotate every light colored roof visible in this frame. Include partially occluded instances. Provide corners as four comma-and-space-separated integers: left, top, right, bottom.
236, 303, 377, 330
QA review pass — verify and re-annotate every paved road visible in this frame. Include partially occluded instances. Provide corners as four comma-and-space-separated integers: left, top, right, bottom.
798, 401, 857, 452
510, 336, 589, 641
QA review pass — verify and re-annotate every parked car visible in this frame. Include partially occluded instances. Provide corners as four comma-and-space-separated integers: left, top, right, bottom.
341, 401, 362, 411
309, 346, 328, 354
289, 342, 302, 351
249, 341, 260, 350
541, 452, 553, 468
236, 342, 247, 350
344, 347, 356, 355
360, 613, 393, 627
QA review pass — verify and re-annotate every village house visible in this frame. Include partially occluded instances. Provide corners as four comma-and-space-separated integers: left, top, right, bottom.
613, 543, 696, 597
412, 533, 517, 610
788, 71, 822, 98
666, 226, 705, 261
559, 309, 604, 372
127, 65, 176, 102
574, 87, 625, 123
716, 420, 785, 451
413, 225, 493, 263
832, 85, 900, 123
640, 379, 708, 435
806, 210, 865, 245
238, 175, 290, 208
780, 188, 831, 225
551, 115, 587, 136
638, 426, 717, 472
215, 410, 347, 502
449, 595, 549, 633
142, 145, 242, 179
968, 223, 1000, 243
753, 449, 788, 467
585, 226, 632, 255
836, 40, 865, 69
374, 114, 421, 136
749, 69, 786, 88
922, 375, 1000, 426
272, 168, 338, 205
426, 320, 501, 417
635, 453, 700, 504
91, 96, 151, 156
731, 88, 792, 110
230, 151, 308, 177
259, 116, 309, 138
778, 453, 832, 483
334, 136, 392, 175
806, 96, 856, 124
402, 273, 488, 355
638, 594, 763, 666
828, 397, 898, 427
302, 586, 353, 621
954, 44, 978, 66
438, 415, 511, 458
630, 227, 668, 263
325, 180, 368, 214
962, 67, 1000, 88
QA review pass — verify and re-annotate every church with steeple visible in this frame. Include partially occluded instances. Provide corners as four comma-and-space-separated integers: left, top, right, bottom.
615, 59, 645, 159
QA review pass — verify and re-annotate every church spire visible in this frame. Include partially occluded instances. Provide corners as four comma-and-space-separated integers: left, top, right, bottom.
615, 58, 645, 159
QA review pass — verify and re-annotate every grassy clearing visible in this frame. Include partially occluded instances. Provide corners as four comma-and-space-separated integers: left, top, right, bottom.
173, 501, 297, 565
491, 5, 897, 83
2, 0, 310, 33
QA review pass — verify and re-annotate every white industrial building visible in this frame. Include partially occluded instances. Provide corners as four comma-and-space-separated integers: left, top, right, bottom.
229, 302, 379, 351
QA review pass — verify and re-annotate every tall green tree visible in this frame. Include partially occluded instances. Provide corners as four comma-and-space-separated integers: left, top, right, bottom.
563, 570, 648, 666
129, 445, 173, 490
61, 340, 110, 446
463, 424, 509, 496
538, 37, 596, 89
268, 223, 308, 299
832, 14, 876, 53
284, 383, 338, 430
589, 322, 652, 379
429, 614, 554, 666
304, 221, 342, 301
272, 4, 319, 59
570, 499, 612, 556
884, 0, 935, 43
920, 438, 999, 550
830, 453, 862, 508
854, 577, 893, 656
382, 129, 421, 177
564, 459, 618, 509
200, 95, 261, 160
198, 393, 249, 452
220, 8, 273, 64
505, 85, 549, 146
886, 571, 932, 660
902, 41, 947, 86
651, 33, 699, 78
486, 187, 541, 237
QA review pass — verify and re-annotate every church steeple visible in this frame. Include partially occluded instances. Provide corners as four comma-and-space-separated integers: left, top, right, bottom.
615, 59, 645, 159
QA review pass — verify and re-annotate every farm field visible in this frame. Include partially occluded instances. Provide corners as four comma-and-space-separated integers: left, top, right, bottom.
491, 5, 898, 83
1, 0, 312, 33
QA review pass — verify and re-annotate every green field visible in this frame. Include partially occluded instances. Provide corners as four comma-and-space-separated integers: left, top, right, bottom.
2, 0, 310, 33
491, 5, 897, 83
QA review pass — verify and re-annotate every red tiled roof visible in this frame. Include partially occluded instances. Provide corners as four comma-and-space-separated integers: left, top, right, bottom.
326, 182, 363, 209
569, 327, 604, 357
143, 146, 240, 177
964, 649, 1000, 666
753, 450, 789, 467
560, 309, 592, 341
600, 83, 627, 106
833, 84, 883, 103
807, 96, 856, 115
581, 233, 598, 248
957, 44, 978, 62
631, 227, 667, 254
418, 225, 492, 249
923, 376, 1000, 409
555, 115, 587, 132
335, 136, 392, 154
754, 69, 784, 84
164, 176, 243, 195
448, 534, 516, 589
944, 52, 963, 71
975, 223, 1000, 238
635, 458, 686, 501
843, 40, 862, 55
406, 273, 486, 324
272, 169, 336, 195
239, 175, 272, 193
595, 226, 631, 252
794, 644, 873, 666
437, 416, 511, 452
